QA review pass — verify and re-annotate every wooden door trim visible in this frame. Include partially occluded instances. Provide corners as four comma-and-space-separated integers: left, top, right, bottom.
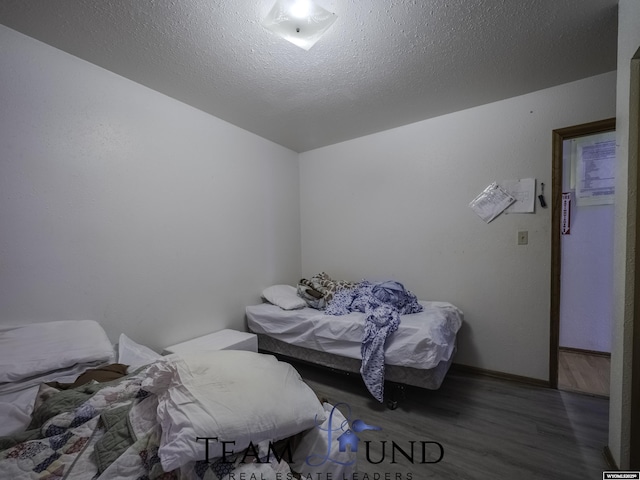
629, 51, 640, 470
550, 118, 616, 389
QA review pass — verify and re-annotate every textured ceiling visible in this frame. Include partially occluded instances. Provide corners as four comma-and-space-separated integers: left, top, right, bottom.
0, 0, 618, 152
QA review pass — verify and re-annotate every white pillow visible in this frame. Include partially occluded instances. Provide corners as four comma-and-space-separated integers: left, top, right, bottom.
118, 333, 163, 372
143, 350, 325, 471
262, 284, 307, 310
0, 320, 114, 384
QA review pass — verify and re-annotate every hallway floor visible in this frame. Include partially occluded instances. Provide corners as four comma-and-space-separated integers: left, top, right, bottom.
558, 349, 610, 397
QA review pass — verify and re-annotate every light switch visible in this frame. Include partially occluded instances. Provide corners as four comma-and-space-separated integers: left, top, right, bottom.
518, 231, 528, 245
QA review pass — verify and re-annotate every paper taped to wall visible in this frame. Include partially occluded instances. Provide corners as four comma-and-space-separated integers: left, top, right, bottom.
469, 182, 516, 223
574, 132, 616, 206
501, 178, 536, 213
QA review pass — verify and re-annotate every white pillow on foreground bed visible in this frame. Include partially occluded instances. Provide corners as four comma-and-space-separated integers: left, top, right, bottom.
0, 320, 114, 384
143, 350, 326, 472
262, 284, 307, 310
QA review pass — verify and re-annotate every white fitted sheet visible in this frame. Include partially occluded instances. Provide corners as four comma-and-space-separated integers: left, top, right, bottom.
246, 301, 463, 370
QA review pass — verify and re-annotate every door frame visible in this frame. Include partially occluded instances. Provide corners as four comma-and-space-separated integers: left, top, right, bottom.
629, 50, 640, 470
549, 117, 616, 389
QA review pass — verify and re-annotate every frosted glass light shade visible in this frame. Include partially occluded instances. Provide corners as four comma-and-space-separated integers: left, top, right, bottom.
262, 0, 337, 50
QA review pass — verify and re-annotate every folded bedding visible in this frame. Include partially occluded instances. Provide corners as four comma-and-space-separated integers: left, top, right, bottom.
296, 272, 358, 310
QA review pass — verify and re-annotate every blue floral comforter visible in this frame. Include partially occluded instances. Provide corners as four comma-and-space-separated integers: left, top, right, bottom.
325, 280, 423, 402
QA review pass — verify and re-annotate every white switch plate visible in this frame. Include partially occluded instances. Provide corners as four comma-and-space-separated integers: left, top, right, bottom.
518, 231, 528, 245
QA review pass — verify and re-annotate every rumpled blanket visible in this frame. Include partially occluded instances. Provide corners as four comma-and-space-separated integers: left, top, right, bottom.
0, 367, 294, 480
326, 280, 423, 402
297, 272, 358, 310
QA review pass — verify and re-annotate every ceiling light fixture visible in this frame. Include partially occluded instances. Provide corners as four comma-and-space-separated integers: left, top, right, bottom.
262, 0, 337, 51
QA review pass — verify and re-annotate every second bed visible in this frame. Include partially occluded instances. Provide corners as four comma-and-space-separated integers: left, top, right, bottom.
246, 299, 463, 407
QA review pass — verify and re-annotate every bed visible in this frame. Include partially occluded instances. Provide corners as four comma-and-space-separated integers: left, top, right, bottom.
0, 320, 356, 479
246, 279, 464, 408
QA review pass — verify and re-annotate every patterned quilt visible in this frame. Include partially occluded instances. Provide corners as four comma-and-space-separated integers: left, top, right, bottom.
297, 272, 358, 310
0, 368, 295, 480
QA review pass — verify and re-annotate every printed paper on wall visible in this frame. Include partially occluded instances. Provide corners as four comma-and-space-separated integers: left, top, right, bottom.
501, 178, 536, 213
574, 131, 616, 206
469, 182, 516, 223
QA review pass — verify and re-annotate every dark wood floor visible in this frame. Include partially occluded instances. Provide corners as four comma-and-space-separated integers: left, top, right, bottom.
293, 360, 610, 480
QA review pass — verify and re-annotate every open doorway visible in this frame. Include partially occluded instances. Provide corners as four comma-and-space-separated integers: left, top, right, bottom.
549, 118, 616, 394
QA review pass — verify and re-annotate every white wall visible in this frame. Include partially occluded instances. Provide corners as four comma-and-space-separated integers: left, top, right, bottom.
300, 72, 616, 381
0, 25, 301, 351
610, 0, 640, 469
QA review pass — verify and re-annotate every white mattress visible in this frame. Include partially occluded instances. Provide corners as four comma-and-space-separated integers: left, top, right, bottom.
246, 301, 463, 370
